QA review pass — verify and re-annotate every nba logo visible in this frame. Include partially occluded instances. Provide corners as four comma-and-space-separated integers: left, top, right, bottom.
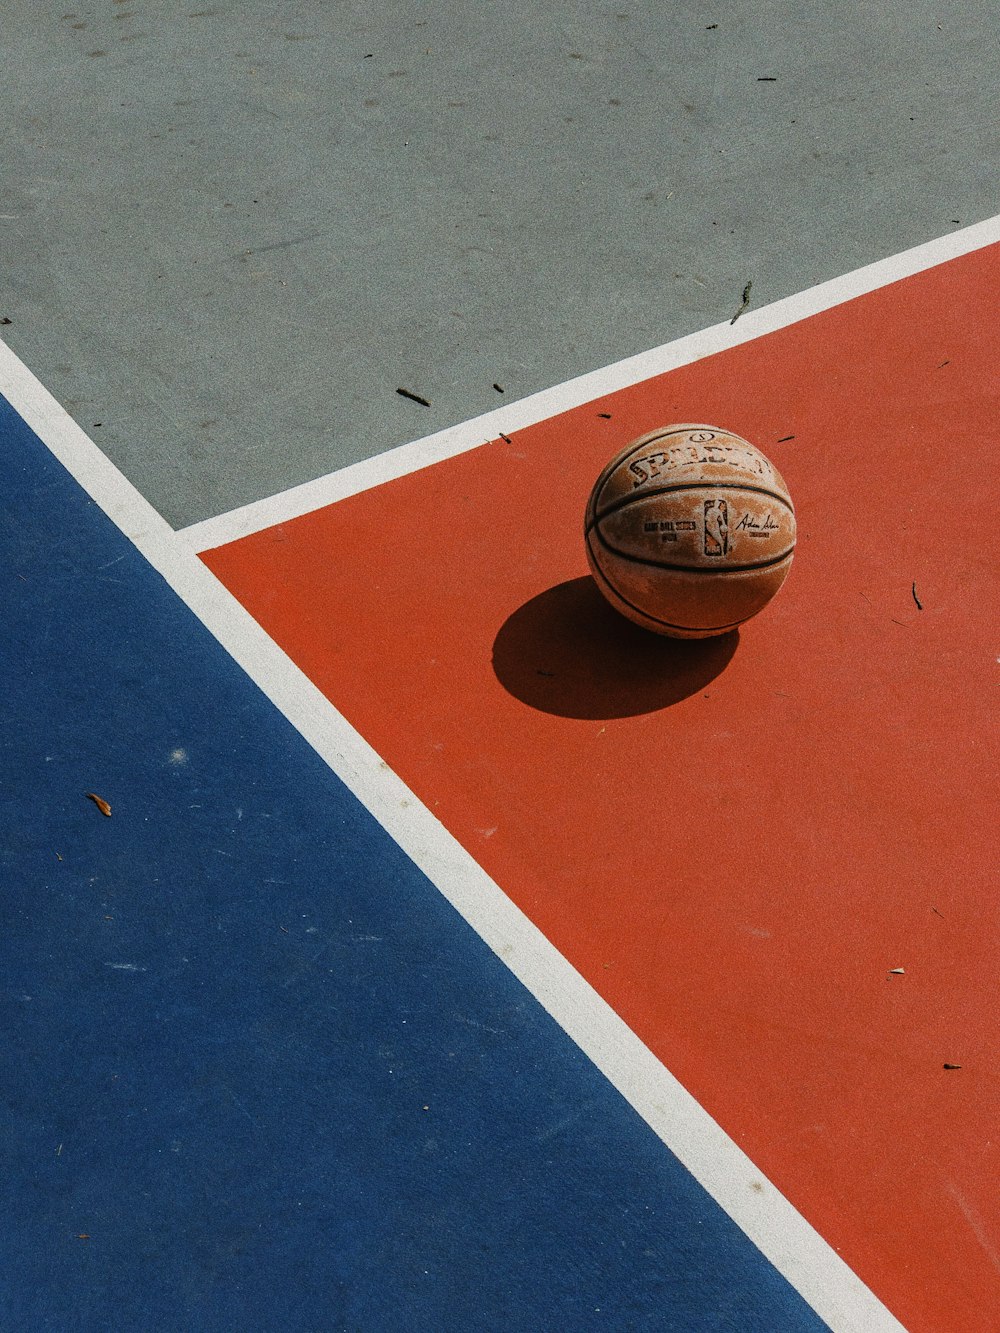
704, 499, 729, 556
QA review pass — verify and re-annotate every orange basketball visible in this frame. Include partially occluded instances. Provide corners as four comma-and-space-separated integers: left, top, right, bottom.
585, 424, 796, 638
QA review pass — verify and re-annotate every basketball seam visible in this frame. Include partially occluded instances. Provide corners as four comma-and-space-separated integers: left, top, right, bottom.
589, 481, 795, 531
589, 523, 795, 574
586, 532, 751, 634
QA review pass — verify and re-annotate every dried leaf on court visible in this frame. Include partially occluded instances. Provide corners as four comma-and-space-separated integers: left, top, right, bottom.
396, 387, 430, 406
85, 792, 112, 817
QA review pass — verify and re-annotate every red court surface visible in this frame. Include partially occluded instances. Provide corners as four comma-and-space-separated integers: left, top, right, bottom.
203, 241, 1000, 1331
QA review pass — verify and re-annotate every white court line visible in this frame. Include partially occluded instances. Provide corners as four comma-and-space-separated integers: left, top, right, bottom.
180, 215, 1000, 553
4, 240, 968, 1329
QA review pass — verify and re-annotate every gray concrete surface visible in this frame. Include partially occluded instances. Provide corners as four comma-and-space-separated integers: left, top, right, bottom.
2, 1, 997, 527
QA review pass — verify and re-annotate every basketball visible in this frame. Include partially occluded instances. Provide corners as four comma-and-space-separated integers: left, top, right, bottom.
584, 424, 796, 638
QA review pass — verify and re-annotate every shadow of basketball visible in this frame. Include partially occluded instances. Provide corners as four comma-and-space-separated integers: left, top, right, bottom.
491, 577, 739, 720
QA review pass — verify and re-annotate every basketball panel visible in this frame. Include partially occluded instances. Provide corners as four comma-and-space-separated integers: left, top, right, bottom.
585, 531, 746, 637
591, 425, 790, 517
596, 487, 796, 570
589, 424, 719, 518
587, 531, 793, 634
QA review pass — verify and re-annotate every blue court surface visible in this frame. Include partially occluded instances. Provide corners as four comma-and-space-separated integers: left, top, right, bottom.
2, 398, 829, 1329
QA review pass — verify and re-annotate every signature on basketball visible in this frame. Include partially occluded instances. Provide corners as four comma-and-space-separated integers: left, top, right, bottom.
629, 443, 773, 487
735, 511, 780, 536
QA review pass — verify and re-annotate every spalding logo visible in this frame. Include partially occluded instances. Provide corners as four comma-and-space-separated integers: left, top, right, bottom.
629, 441, 774, 488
